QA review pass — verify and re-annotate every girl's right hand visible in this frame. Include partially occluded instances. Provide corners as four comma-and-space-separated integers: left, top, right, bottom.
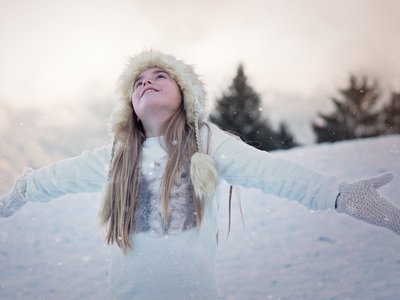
0, 168, 33, 218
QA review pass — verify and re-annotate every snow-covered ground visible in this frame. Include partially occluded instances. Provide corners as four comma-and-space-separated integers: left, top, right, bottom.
1, 135, 399, 300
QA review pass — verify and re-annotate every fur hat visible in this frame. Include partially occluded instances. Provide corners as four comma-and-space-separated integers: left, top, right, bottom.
109, 50, 218, 200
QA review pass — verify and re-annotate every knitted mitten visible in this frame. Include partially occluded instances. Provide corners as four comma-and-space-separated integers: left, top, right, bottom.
335, 173, 400, 235
0, 168, 33, 217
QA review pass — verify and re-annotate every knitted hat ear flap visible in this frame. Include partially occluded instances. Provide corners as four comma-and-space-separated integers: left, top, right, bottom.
190, 114, 218, 200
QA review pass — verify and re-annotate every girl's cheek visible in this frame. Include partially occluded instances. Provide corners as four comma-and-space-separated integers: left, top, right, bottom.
133, 87, 142, 98
132, 91, 139, 103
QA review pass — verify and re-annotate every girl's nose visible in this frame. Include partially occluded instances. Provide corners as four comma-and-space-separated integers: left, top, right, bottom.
142, 78, 152, 86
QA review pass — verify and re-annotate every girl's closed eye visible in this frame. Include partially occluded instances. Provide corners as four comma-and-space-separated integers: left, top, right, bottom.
156, 72, 170, 80
134, 81, 142, 90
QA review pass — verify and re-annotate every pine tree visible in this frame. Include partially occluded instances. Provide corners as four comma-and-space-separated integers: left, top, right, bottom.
312, 75, 381, 143
276, 122, 298, 149
210, 64, 296, 151
382, 92, 400, 134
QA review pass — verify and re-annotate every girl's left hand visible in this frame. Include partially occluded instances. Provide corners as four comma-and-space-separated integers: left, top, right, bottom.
336, 173, 400, 235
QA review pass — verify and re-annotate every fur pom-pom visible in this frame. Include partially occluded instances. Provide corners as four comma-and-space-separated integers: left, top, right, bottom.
190, 152, 218, 200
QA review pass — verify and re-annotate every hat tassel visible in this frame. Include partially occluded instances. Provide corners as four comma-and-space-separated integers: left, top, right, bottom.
190, 116, 218, 200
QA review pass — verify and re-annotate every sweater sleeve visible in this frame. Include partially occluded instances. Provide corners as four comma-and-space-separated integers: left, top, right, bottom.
24, 144, 112, 203
205, 124, 340, 210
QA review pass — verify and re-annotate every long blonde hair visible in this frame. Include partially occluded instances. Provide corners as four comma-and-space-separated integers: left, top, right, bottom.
99, 98, 205, 254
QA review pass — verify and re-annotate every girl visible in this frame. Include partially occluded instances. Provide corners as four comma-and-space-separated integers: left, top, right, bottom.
1, 50, 399, 300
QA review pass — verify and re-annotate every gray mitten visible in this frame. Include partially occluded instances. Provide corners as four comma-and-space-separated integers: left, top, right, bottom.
335, 173, 399, 235
0, 168, 33, 217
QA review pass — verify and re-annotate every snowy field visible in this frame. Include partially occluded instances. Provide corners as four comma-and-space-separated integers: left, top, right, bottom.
1, 135, 399, 300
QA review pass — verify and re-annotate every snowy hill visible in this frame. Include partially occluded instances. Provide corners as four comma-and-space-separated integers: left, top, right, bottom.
1, 135, 400, 300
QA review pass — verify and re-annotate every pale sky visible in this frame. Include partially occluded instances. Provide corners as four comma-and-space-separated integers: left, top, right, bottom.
1, 0, 399, 143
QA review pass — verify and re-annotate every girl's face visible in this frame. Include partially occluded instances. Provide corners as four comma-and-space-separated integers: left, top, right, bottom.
131, 67, 182, 123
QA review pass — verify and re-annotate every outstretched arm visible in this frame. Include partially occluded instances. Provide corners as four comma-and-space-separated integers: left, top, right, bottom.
206, 123, 339, 210
207, 123, 400, 235
0, 144, 112, 217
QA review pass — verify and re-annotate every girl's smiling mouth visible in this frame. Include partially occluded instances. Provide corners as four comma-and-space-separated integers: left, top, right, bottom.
141, 87, 159, 98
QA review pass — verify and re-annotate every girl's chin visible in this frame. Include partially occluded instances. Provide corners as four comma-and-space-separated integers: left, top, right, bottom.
140, 91, 160, 101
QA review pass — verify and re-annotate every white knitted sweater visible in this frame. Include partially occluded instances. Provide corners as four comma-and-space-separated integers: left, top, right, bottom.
22, 123, 340, 299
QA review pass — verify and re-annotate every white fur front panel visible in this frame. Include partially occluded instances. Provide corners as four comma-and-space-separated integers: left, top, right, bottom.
133, 138, 197, 236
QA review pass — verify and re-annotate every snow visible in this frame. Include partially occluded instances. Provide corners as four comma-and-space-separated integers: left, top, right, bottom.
1, 135, 400, 300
